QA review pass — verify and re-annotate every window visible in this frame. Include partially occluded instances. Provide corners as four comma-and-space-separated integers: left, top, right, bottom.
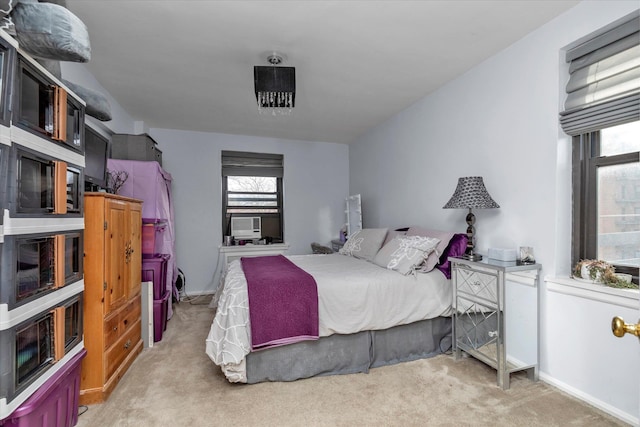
221, 151, 284, 243
226, 176, 279, 214
572, 121, 640, 282
562, 13, 639, 284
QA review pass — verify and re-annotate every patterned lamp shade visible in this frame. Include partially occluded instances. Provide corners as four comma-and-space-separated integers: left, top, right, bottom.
443, 177, 499, 209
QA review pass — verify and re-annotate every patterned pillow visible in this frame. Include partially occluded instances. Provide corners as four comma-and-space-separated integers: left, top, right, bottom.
0, 0, 13, 34
373, 235, 441, 275
382, 228, 407, 247
339, 228, 388, 261
406, 227, 455, 273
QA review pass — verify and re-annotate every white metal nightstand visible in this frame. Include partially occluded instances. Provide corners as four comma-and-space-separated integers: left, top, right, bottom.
450, 256, 541, 390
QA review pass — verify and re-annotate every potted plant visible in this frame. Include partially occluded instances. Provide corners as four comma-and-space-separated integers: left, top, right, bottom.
573, 259, 637, 289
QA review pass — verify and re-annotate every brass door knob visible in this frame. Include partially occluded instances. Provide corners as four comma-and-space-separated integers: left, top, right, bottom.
611, 316, 640, 338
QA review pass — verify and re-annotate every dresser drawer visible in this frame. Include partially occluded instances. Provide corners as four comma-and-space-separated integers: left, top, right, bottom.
104, 311, 120, 349
105, 319, 141, 381
121, 298, 141, 333
104, 298, 141, 349
454, 267, 500, 310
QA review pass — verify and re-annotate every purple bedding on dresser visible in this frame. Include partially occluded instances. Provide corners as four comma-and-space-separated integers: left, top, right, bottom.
242, 255, 319, 350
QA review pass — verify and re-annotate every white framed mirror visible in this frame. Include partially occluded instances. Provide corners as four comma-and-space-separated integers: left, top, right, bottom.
346, 194, 362, 237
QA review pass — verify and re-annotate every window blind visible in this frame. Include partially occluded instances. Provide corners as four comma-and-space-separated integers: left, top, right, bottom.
221, 150, 283, 177
560, 13, 640, 136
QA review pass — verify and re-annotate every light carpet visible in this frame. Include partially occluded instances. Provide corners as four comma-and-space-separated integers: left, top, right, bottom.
76, 300, 628, 427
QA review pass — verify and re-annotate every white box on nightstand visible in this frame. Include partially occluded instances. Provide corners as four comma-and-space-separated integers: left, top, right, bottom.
487, 247, 517, 261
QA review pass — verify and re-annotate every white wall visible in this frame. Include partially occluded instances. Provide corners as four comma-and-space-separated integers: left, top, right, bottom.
147, 128, 349, 296
60, 62, 137, 135
349, 1, 639, 423
61, 1, 637, 421
60, 66, 350, 298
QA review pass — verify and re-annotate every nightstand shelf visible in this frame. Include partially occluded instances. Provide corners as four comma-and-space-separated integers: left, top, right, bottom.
450, 257, 541, 390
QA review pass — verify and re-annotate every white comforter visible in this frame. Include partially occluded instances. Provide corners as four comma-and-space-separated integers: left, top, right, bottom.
205, 254, 453, 382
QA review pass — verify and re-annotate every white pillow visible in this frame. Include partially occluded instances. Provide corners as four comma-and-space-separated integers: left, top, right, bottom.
339, 228, 388, 261
373, 235, 440, 275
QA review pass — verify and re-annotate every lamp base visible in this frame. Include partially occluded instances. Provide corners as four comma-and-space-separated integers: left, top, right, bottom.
462, 253, 483, 261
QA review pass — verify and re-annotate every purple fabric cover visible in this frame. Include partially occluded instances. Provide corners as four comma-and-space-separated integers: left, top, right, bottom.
107, 159, 177, 318
242, 255, 319, 350
436, 233, 468, 279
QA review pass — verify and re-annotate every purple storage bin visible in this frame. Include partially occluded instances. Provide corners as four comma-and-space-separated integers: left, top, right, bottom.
142, 254, 169, 300
153, 291, 170, 343
1, 349, 87, 427
141, 218, 167, 257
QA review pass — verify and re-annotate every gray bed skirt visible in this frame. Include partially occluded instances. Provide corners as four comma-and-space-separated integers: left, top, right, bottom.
246, 316, 452, 383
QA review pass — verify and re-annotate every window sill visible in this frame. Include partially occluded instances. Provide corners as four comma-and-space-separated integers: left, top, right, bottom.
545, 277, 638, 309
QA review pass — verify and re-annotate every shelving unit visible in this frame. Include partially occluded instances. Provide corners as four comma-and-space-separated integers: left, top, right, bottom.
0, 29, 87, 422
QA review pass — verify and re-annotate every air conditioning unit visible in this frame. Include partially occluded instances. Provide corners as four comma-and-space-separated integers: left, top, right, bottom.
231, 217, 261, 240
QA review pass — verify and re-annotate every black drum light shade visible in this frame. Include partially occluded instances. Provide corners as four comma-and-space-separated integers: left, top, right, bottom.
443, 176, 499, 261
254, 66, 296, 109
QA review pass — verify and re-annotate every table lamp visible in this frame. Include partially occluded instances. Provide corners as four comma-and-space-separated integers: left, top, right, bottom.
443, 176, 499, 261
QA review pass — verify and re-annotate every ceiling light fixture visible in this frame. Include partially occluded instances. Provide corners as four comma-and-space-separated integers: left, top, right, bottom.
267, 54, 282, 65
254, 52, 295, 115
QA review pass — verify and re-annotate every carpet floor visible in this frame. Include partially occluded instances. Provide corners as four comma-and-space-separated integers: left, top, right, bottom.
76, 300, 628, 427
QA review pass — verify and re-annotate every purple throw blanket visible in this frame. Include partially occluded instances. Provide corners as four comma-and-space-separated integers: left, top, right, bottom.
241, 255, 319, 350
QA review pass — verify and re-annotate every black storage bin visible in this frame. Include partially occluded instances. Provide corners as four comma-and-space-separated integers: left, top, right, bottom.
111, 133, 162, 165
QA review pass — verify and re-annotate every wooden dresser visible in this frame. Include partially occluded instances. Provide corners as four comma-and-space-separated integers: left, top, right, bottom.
80, 193, 143, 404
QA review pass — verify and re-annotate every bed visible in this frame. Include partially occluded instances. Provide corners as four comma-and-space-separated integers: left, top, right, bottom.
206, 227, 467, 383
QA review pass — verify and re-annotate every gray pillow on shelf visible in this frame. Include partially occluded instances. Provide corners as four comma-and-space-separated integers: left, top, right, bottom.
38, 0, 68, 7
11, 1, 90, 62
36, 58, 61, 79
63, 79, 112, 121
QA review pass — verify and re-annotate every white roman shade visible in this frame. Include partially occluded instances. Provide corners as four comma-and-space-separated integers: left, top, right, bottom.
221, 150, 283, 177
560, 13, 640, 136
